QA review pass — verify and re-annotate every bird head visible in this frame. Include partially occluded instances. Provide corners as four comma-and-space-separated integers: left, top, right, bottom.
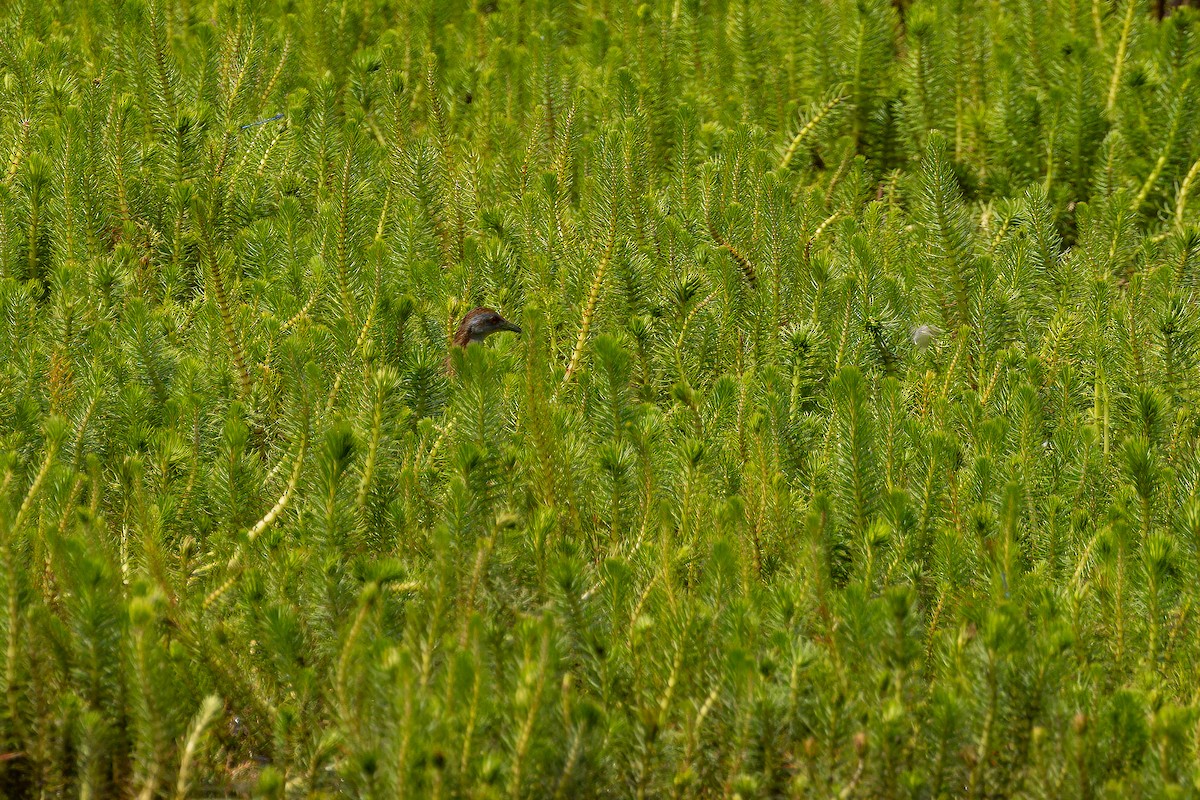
911, 324, 943, 350
453, 307, 522, 348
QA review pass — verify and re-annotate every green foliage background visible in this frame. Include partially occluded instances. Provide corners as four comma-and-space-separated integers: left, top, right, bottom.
4, 0, 1200, 796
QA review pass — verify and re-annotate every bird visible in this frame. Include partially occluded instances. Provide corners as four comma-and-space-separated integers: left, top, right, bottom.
446, 307, 521, 376
910, 324, 942, 350
452, 307, 522, 348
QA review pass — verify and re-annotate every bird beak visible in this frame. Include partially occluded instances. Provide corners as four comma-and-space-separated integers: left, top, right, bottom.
499, 319, 522, 335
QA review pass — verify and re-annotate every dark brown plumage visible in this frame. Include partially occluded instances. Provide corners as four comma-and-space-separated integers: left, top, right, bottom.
452, 307, 522, 348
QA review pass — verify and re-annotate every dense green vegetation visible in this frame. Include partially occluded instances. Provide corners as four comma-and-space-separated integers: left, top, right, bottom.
6, 0, 1200, 796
